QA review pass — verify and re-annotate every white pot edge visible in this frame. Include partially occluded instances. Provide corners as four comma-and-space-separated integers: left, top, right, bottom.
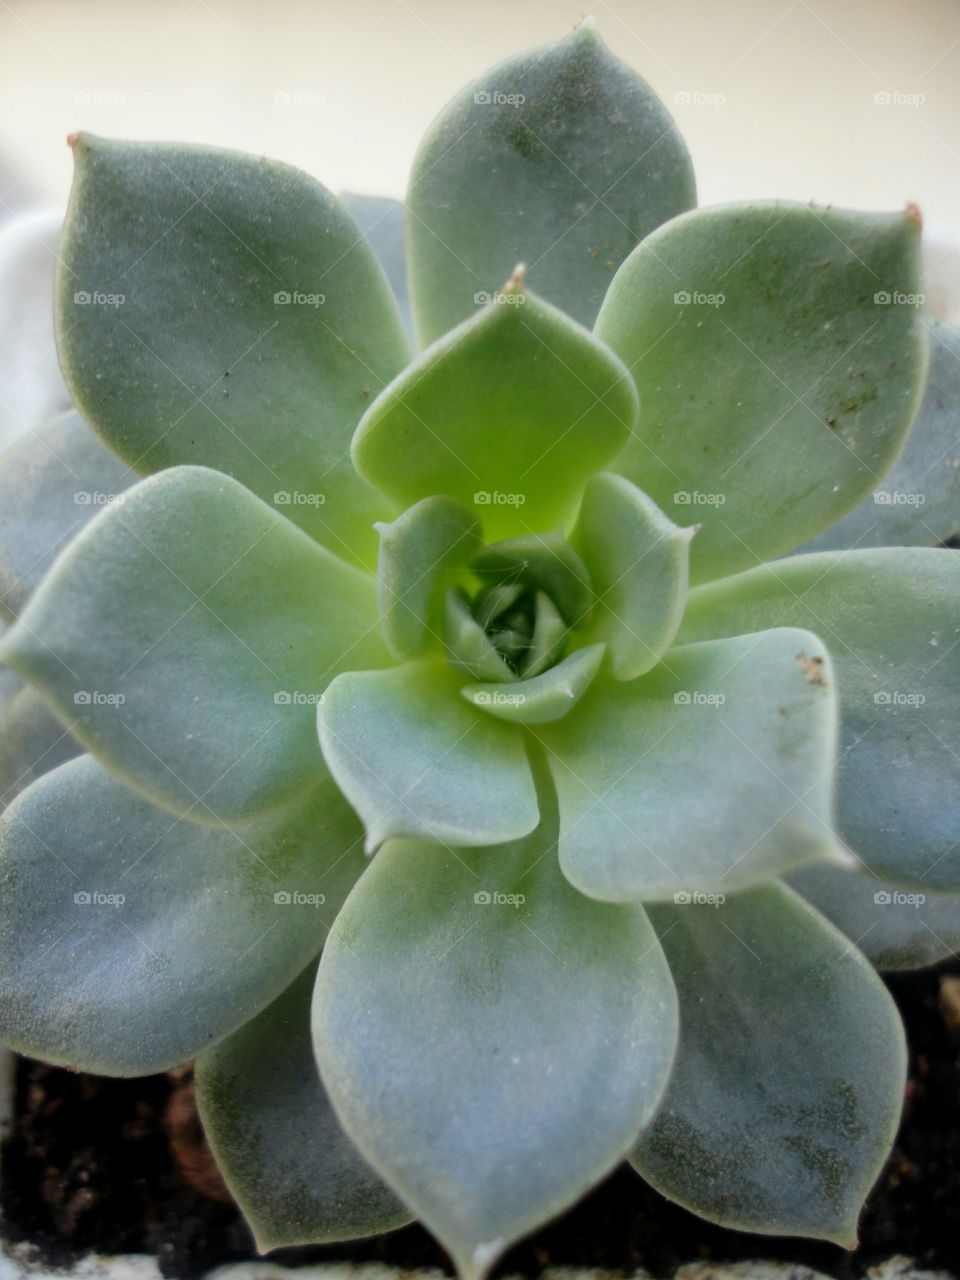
2, 220, 960, 1280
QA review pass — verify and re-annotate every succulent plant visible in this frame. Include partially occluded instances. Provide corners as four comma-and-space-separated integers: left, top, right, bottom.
2, 19, 960, 1278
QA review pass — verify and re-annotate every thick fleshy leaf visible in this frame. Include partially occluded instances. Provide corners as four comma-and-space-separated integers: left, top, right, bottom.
0, 466, 387, 823
681, 549, 960, 889
572, 472, 695, 679
351, 287, 638, 541
195, 963, 412, 1251
56, 135, 410, 566
313, 762, 678, 1280
0, 682, 81, 809
0, 408, 132, 620
406, 20, 695, 344
318, 660, 538, 851
798, 322, 960, 551
0, 755, 368, 1074
461, 643, 606, 725
523, 592, 569, 678
341, 192, 411, 340
443, 587, 516, 682
789, 863, 960, 971
632, 883, 906, 1245
377, 496, 481, 658
541, 628, 840, 902
596, 203, 927, 582
471, 533, 593, 628
0, 209, 71, 452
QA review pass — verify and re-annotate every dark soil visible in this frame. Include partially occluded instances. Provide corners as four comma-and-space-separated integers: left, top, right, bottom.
3, 958, 959, 1280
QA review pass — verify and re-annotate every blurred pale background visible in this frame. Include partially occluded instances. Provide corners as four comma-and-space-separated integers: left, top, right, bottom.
0, 0, 958, 231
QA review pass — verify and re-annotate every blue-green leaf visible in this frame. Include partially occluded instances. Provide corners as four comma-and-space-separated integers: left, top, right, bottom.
318, 660, 538, 851
461, 643, 605, 724
0, 755, 367, 1074
681, 549, 960, 889
633, 883, 906, 1245
56, 135, 410, 566
313, 763, 678, 1279
789, 863, 960, 971
596, 203, 927, 581
407, 20, 695, 343
572, 472, 695, 678
797, 321, 960, 551
352, 287, 638, 541
0, 466, 387, 823
376, 496, 481, 658
196, 963, 412, 1251
541, 628, 840, 902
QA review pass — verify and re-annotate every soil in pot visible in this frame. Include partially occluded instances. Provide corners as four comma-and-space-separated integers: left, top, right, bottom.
2, 957, 959, 1280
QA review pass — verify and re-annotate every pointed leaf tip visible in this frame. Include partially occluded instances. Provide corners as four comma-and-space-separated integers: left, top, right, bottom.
407, 26, 694, 340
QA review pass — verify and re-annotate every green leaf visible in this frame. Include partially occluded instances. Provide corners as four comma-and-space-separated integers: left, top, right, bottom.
351, 287, 638, 541
0, 466, 387, 823
406, 19, 695, 344
471, 532, 593, 627
56, 135, 411, 567
195, 963, 412, 1251
461, 643, 606, 725
313, 760, 678, 1280
681, 549, 960, 889
443, 587, 516, 682
572, 473, 695, 679
341, 192, 411, 340
789, 864, 960, 971
0, 210, 71, 452
0, 408, 131, 620
632, 883, 907, 1245
798, 321, 960, 551
596, 203, 928, 582
377, 496, 481, 658
541, 628, 840, 902
523, 591, 569, 678
0, 755, 368, 1075
0, 682, 80, 809
317, 660, 538, 851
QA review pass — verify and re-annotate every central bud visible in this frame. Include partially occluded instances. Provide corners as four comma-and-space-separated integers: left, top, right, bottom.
443, 532, 593, 684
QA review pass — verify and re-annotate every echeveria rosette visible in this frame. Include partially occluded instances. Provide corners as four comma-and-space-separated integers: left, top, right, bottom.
0, 18, 958, 1280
